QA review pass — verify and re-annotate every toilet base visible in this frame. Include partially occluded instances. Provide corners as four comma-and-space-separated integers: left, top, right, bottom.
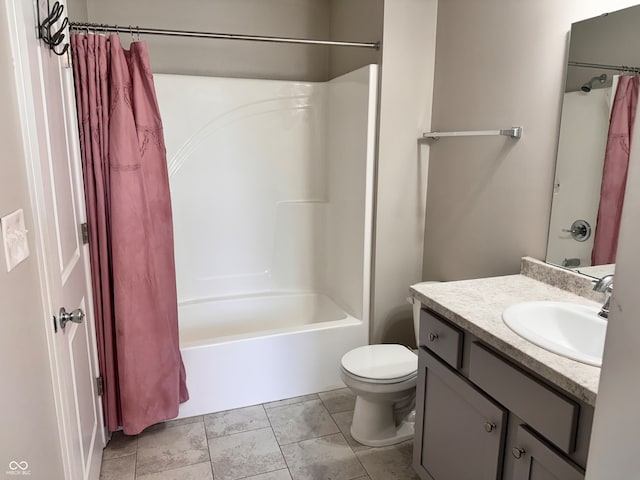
351, 417, 414, 448
349, 394, 415, 447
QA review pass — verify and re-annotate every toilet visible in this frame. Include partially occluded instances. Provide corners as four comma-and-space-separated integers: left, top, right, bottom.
340, 297, 422, 447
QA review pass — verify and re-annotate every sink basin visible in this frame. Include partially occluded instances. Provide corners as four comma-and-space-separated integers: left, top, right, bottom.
502, 301, 606, 367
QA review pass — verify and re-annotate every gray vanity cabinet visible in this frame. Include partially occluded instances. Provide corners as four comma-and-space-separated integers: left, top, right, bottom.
510, 426, 584, 480
414, 307, 589, 480
414, 348, 507, 480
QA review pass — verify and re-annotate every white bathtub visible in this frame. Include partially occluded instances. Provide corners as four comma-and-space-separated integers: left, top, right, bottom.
177, 293, 366, 417
156, 65, 378, 418
180, 293, 354, 346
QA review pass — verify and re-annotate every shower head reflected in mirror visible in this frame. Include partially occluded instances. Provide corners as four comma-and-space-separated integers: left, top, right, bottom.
581, 74, 607, 92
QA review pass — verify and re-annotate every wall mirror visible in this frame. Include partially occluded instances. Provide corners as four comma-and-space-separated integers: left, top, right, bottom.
546, 4, 640, 276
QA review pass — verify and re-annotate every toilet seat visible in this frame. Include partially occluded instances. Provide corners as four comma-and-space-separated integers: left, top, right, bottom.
341, 367, 417, 385
341, 344, 417, 383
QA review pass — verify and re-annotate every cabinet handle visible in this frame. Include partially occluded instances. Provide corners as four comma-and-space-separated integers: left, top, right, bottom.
428, 333, 438, 342
512, 447, 525, 459
484, 422, 496, 433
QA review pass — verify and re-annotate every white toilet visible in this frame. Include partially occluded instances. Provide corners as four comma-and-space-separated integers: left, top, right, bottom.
340, 298, 422, 447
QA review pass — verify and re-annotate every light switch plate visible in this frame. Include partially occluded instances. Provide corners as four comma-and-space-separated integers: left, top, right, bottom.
1, 209, 30, 272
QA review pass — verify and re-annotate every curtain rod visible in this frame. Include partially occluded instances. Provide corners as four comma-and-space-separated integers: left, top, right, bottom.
568, 61, 640, 75
69, 22, 381, 50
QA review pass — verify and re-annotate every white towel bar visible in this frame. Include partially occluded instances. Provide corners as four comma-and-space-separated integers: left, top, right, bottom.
422, 126, 522, 140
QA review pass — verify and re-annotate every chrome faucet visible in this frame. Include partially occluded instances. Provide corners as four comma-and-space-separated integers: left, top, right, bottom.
592, 274, 614, 319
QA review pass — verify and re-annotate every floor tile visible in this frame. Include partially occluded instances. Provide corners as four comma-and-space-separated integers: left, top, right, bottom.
263, 393, 320, 410
266, 399, 339, 445
204, 405, 270, 438
102, 431, 138, 460
208, 427, 286, 480
356, 441, 419, 480
242, 469, 292, 480
136, 461, 213, 480
281, 433, 366, 480
143, 415, 204, 433
136, 422, 209, 476
331, 410, 370, 452
318, 388, 356, 414
99, 454, 136, 480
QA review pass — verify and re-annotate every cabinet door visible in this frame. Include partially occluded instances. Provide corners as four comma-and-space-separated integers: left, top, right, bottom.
510, 426, 584, 480
414, 349, 507, 480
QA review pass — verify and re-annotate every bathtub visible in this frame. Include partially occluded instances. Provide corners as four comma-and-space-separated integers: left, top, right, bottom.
177, 293, 366, 417
155, 65, 378, 418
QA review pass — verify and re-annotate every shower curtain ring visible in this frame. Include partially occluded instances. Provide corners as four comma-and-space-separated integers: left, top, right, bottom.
136, 25, 140, 41
129, 25, 134, 41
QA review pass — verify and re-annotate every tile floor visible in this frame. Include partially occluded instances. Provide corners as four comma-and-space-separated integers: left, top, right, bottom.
100, 388, 419, 480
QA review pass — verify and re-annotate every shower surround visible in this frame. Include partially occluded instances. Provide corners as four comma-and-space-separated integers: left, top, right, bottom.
154, 65, 378, 416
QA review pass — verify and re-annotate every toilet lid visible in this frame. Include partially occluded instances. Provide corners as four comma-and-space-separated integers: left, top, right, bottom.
341, 344, 418, 380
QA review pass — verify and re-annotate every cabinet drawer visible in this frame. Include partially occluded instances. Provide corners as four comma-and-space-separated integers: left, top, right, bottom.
469, 342, 579, 454
420, 309, 463, 369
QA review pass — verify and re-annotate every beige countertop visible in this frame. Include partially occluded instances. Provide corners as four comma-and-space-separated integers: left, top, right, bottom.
410, 274, 602, 406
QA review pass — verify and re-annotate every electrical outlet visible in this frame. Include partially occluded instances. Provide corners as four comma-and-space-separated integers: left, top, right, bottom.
1, 209, 30, 272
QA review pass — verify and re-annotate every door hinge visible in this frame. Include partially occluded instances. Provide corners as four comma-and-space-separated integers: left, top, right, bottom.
81, 222, 89, 244
96, 377, 104, 396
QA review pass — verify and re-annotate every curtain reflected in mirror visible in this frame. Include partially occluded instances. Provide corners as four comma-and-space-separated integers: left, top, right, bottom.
546, 4, 640, 272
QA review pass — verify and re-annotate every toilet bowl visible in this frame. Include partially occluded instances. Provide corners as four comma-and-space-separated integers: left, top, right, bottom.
339, 295, 425, 447
340, 344, 418, 447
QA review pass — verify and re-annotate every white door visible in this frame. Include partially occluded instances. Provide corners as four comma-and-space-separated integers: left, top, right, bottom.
6, 0, 105, 479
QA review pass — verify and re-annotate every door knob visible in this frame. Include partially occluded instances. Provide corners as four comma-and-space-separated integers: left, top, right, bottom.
59, 307, 85, 330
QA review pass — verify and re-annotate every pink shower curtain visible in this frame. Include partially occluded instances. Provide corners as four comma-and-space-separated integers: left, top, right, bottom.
71, 33, 188, 435
592, 76, 640, 265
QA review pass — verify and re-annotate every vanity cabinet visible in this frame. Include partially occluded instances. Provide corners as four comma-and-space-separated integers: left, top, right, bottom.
414, 348, 506, 480
414, 307, 590, 480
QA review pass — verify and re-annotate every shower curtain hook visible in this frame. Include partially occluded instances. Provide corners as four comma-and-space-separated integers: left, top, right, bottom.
136, 25, 140, 41
129, 24, 134, 41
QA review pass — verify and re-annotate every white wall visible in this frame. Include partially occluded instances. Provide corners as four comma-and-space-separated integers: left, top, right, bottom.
372, 0, 438, 345
156, 74, 327, 301
156, 66, 376, 322
422, 0, 640, 283
325, 65, 378, 319
585, 79, 640, 480
0, 2, 64, 478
